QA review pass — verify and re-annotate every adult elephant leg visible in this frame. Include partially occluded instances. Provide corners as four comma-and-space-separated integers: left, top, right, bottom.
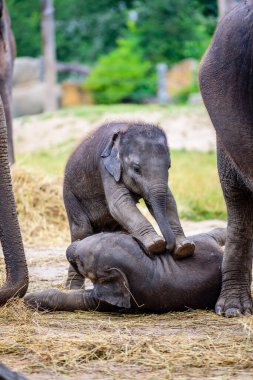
0, 81, 14, 165
0, 97, 28, 304
64, 188, 94, 289
215, 144, 253, 317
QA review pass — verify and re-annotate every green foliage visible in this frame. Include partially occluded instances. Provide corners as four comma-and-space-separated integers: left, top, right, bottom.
7, 0, 217, 65
7, 0, 218, 103
7, 0, 133, 63
7, 0, 41, 57
136, 0, 215, 65
84, 23, 155, 103
53, 0, 134, 64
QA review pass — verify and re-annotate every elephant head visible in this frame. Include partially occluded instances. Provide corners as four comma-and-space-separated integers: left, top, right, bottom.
102, 123, 175, 251
0, 97, 28, 305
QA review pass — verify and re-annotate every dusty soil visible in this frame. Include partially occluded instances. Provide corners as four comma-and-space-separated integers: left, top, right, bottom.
13, 105, 216, 154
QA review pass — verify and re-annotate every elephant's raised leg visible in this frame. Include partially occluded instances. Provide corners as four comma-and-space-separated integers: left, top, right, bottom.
64, 189, 94, 289
206, 228, 226, 247
215, 145, 253, 317
102, 172, 168, 253
187, 228, 226, 249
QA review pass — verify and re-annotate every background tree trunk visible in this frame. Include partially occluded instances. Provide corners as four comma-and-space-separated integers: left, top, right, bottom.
218, 0, 240, 19
41, 0, 57, 112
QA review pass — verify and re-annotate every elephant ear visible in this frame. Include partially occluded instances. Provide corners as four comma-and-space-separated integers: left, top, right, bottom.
93, 268, 131, 308
101, 133, 121, 182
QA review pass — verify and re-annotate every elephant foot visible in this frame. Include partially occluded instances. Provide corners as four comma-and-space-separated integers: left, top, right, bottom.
215, 288, 253, 317
173, 239, 195, 259
144, 234, 166, 254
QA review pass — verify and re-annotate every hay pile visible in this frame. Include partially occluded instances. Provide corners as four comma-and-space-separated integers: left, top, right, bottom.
12, 167, 69, 246
0, 300, 253, 379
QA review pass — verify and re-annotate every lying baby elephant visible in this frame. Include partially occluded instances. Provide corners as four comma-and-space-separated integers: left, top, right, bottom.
25, 228, 225, 313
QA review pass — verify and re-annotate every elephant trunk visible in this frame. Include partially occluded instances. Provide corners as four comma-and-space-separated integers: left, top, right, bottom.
0, 97, 28, 305
148, 184, 176, 253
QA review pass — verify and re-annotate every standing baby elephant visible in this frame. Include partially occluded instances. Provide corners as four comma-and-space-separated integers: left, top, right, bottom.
64, 122, 195, 288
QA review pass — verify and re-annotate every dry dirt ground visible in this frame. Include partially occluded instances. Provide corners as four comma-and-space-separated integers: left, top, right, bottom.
13, 104, 216, 154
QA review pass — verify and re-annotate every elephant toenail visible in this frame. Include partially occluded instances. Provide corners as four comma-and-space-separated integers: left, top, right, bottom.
225, 308, 241, 318
215, 306, 223, 316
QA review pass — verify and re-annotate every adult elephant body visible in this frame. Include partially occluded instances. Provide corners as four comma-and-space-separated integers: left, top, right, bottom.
199, 1, 253, 316
0, 0, 15, 165
25, 229, 224, 312
64, 122, 194, 288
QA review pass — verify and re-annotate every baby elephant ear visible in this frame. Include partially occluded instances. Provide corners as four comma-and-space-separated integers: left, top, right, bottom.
93, 268, 131, 308
101, 133, 121, 182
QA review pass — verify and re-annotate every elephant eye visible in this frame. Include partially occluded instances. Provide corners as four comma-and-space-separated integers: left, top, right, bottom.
133, 164, 141, 175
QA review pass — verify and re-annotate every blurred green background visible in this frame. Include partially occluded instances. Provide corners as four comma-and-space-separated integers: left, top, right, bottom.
8, 0, 218, 104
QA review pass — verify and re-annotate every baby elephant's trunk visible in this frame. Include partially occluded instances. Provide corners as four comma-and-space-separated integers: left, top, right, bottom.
148, 184, 176, 252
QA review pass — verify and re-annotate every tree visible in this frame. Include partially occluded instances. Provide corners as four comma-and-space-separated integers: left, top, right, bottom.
136, 0, 216, 65
85, 23, 155, 103
7, 0, 133, 63
7, 0, 218, 68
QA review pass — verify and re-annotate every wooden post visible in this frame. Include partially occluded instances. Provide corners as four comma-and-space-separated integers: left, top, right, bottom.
41, 0, 57, 111
218, 0, 240, 19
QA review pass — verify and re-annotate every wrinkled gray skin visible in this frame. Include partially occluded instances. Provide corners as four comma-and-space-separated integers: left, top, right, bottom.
0, 362, 28, 380
0, 96, 28, 306
64, 122, 195, 289
25, 228, 225, 313
0, 0, 15, 165
199, 0, 253, 317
